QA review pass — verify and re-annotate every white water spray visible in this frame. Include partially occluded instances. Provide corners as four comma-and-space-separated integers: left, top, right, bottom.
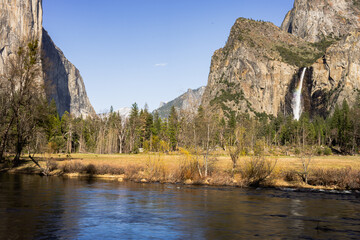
292, 67, 306, 121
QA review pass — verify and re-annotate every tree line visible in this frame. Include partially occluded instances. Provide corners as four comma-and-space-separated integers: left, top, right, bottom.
1, 42, 360, 165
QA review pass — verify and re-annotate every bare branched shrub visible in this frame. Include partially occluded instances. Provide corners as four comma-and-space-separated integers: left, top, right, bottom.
299, 154, 312, 184
282, 169, 300, 182
309, 167, 360, 189
146, 154, 167, 181
241, 156, 277, 186
206, 156, 219, 177
124, 165, 144, 179
45, 160, 58, 172
95, 164, 125, 175
61, 161, 86, 173
177, 149, 200, 180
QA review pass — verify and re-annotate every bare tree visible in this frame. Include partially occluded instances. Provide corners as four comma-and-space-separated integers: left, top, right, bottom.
0, 40, 44, 164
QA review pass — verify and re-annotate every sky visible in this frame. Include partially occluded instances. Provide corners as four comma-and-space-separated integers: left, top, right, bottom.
42, 0, 294, 113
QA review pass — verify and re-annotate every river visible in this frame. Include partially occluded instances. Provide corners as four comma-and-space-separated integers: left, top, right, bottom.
0, 174, 359, 239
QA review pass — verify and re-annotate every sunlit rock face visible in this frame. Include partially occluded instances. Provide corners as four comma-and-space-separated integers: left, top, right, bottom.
0, 0, 95, 117
283, 0, 360, 115
154, 86, 206, 118
201, 18, 307, 118
281, 0, 360, 43
0, 0, 43, 74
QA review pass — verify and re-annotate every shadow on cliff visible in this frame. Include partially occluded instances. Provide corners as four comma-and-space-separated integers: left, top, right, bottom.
41, 28, 71, 117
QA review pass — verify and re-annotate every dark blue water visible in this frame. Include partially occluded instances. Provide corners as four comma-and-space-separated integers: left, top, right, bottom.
0, 174, 360, 239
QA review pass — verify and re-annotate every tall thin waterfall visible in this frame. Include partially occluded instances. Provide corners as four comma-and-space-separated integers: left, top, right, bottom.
292, 67, 306, 121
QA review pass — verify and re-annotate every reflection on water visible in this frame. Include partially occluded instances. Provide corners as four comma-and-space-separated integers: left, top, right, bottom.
0, 174, 359, 239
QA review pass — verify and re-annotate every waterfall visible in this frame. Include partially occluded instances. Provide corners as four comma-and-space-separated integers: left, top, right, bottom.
292, 67, 306, 121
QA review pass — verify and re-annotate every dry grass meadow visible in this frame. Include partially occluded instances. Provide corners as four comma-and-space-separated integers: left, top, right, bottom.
6, 151, 360, 190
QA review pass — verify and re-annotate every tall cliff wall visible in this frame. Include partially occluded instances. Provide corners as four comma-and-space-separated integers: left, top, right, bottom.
0, 0, 42, 74
42, 29, 94, 117
0, 0, 95, 117
201, 18, 324, 118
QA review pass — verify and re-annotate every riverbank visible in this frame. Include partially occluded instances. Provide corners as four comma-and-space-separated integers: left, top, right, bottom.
3, 152, 360, 190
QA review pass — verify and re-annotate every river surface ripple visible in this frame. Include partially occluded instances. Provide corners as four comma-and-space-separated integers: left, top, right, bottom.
0, 174, 360, 239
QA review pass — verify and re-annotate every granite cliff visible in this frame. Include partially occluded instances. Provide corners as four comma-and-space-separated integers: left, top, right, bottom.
281, 0, 360, 43
202, 0, 360, 118
0, 0, 94, 117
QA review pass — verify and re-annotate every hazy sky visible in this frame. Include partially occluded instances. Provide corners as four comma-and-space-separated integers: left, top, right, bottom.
42, 0, 294, 113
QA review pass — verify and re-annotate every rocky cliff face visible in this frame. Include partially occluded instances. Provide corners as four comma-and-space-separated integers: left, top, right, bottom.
281, 0, 360, 43
202, 18, 326, 117
0, 0, 95, 117
309, 31, 360, 115
0, 0, 42, 74
202, 1, 360, 118
154, 86, 205, 118
42, 29, 95, 117
283, 0, 360, 115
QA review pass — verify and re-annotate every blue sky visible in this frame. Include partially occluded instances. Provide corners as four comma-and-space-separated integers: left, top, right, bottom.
43, 0, 294, 113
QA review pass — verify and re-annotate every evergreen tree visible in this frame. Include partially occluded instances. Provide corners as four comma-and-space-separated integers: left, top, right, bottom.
168, 106, 179, 151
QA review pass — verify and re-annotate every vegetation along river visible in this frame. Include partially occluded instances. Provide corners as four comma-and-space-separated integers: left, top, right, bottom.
0, 174, 360, 239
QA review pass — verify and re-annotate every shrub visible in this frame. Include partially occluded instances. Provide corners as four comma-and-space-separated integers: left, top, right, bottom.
177, 148, 201, 180
45, 160, 58, 172
316, 147, 323, 156
96, 164, 125, 175
146, 154, 167, 181
61, 161, 85, 173
323, 147, 332, 156
124, 165, 144, 179
308, 167, 360, 189
241, 156, 277, 186
85, 164, 96, 175
312, 168, 357, 188
282, 170, 299, 182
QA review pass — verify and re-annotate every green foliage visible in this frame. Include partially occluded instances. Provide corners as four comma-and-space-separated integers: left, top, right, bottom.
323, 147, 332, 156
276, 37, 337, 67
168, 106, 179, 151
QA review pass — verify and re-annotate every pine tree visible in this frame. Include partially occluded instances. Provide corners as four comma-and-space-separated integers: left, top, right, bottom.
168, 106, 178, 151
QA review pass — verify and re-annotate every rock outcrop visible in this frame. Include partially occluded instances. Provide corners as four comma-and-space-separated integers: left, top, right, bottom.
154, 86, 205, 118
281, 0, 360, 43
0, 0, 95, 117
202, 1, 360, 118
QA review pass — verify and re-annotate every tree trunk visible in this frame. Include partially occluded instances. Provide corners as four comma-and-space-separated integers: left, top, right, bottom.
0, 117, 15, 161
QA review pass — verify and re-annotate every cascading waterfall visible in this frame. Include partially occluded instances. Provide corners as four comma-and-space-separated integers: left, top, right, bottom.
292, 67, 306, 121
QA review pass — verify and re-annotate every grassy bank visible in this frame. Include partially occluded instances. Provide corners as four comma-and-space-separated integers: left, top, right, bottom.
3, 152, 360, 190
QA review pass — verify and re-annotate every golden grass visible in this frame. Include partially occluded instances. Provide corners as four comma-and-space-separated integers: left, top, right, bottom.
7, 152, 360, 190
35, 152, 360, 173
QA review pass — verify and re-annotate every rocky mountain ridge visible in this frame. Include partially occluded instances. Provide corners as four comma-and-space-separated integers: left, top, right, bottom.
202, 0, 360, 118
0, 0, 94, 117
154, 86, 205, 118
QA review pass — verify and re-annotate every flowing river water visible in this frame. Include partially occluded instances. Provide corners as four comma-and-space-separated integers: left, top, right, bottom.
0, 174, 360, 239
